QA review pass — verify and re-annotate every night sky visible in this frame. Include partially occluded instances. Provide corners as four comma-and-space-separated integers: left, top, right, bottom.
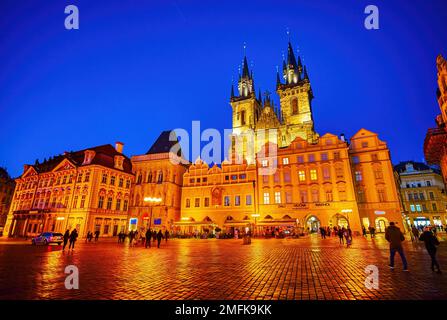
1, 0, 447, 178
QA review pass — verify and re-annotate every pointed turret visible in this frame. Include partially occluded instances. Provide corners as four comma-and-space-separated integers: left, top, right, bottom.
303, 65, 309, 81
287, 42, 298, 69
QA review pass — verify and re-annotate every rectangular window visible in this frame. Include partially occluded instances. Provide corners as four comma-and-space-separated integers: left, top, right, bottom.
84, 172, 90, 182
362, 141, 369, 148
419, 193, 424, 200
77, 173, 83, 183
261, 160, 268, 167
416, 204, 422, 212
308, 154, 315, 162
194, 198, 200, 207
339, 190, 347, 201
224, 196, 230, 206
326, 190, 333, 202
231, 175, 237, 180
321, 153, 328, 161
116, 198, 121, 211
432, 203, 437, 211
186, 199, 190, 208
62, 176, 67, 184
284, 171, 291, 183
203, 177, 208, 183
98, 196, 104, 209
110, 176, 116, 186
334, 152, 340, 160
378, 189, 386, 202
300, 191, 307, 203
235, 195, 241, 206
106, 197, 113, 210
311, 189, 319, 202
410, 204, 415, 212
371, 154, 378, 161
239, 174, 246, 179
204, 197, 210, 207
274, 172, 280, 183
429, 192, 434, 200
355, 171, 362, 181
297, 156, 304, 163
323, 167, 330, 180
426, 181, 431, 186
310, 169, 318, 181
123, 200, 128, 211
263, 192, 270, 204
73, 195, 78, 209
285, 191, 292, 203
352, 156, 359, 164
246, 195, 252, 206
408, 193, 413, 200
102, 174, 108, 184
263, 174, 269, 184
274, 191, 281, 204
298, 170, 306, 182
126, 180, 130, 188
282, 157, 289, 165
119, 178, 124, 188
80, 195, 86, 209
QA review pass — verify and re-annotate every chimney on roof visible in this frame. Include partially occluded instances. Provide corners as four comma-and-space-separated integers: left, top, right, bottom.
115, 142, 124, 154
340, 133, 346, 142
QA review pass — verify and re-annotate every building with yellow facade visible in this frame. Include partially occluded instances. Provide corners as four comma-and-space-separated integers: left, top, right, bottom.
395, 161, 447, 229
128, 131, 187, 234
3, 143, 134, 238
175, 40, 403, 235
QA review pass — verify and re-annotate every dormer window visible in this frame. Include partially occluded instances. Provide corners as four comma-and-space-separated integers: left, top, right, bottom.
83, 150, 96, 165
114, 155, 124, 170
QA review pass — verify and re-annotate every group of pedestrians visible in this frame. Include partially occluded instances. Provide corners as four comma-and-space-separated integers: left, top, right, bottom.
119, 229, 169, 248
62, 229, 78, 250
385, 221, 442, 274
317, 226, 352, 247
85, 230, 100, 242
362, 225, 376, 238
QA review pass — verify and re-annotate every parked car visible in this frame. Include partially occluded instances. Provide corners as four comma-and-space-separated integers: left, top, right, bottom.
31, 232, 64, 245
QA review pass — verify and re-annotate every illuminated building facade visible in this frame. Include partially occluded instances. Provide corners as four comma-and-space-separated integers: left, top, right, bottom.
395, 161, 447, 228
424, 54, 447, 183
0, 168, 15, 228
129, 131, 187, 233
3, 143, 134, 238
177, 40, 403, 235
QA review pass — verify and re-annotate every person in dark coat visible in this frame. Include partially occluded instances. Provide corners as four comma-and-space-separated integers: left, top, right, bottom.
411, 226, 420, 242
68, 229, 78, 250
419, 227, 441, 273
157, 230, 163, 248
145, 229, 152, 248
152, 231, 157, 242
165, 230, 169, 243
63, 229, 70, 250
385, 222, 408, 271
337, 227, 344, 244
362, 226, 367, 237
94, 230, 100, 242
369, 226, 376, 238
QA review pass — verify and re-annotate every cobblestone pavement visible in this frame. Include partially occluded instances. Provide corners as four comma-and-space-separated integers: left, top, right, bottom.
0, 234, 446, 300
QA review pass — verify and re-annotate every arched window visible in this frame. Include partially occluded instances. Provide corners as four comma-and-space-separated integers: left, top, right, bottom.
241, 110, 246, 125
291, 98, 298, 115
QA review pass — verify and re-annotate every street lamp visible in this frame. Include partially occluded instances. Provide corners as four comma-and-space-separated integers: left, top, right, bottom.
251, 213, 260, 237
144, 197, 162, 229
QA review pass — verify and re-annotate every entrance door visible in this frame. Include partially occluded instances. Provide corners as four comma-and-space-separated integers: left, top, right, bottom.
306, 216, 320, 233
113, 225, 118, 236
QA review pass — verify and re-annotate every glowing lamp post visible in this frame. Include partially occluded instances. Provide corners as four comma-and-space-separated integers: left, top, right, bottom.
251, 213, 260, 237
144, 197, 162, 229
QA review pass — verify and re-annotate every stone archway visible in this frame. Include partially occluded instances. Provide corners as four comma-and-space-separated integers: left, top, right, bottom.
305, 215, 320, 233
331, 213, 349, 228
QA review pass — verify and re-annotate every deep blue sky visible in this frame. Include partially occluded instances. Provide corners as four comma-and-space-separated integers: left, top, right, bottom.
1, 0, 447, 177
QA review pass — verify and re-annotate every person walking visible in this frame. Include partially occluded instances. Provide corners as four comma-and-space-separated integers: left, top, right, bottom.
411, 225, 420, 242
344, 228, 352, 247
145, 229, 152, 248
62, 229, 70, 251
419, 227, 442, 273
362, 226, 367, 237
94, 230, 100, 242
129, 230, 135, 246
165, 230, 169, 243
152, 231, 157, 243
385, 222, 408, 271
68, 229, 78, 250
369, 226, 376, 238
338, 227, 344, 244
157, 230, 163, 248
